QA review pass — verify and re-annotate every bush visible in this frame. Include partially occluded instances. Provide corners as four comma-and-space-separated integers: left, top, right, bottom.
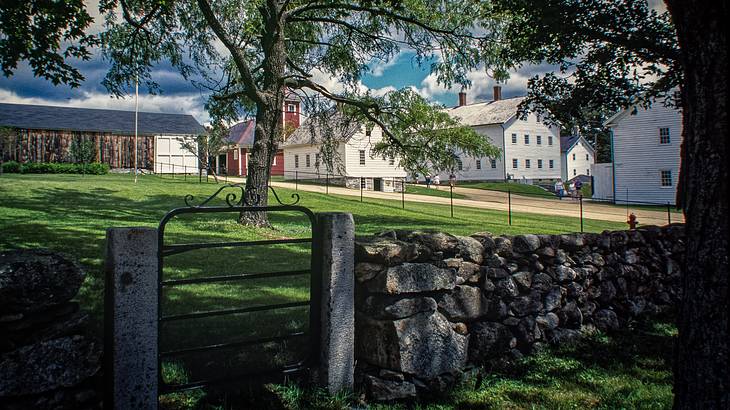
1, 161, 21, 173
1, 162, 110, 175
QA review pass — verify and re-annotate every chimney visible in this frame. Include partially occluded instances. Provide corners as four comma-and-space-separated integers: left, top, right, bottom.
458, 91, 467, 107
493, 85, 502, 101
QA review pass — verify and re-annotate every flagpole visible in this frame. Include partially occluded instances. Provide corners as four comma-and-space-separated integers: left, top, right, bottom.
134, 71, 139, 183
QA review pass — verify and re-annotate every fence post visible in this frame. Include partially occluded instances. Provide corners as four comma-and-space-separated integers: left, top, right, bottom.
579, 195, 584, 233
360, 177, 363, 202
450, 184, 454, 218
184, 164, 187, 181
326, 173, 330, 194
314, 213, 355, 394
401, 178, 405, 209
508, 189, 512, 225
667, 202, 671, 225
295, 171, 298, 191
104, 228, 158, 410
172, 163, 175, 178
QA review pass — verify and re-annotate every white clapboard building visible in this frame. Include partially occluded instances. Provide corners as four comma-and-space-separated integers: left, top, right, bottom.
560, 135, 596, 180
437, 87, 562, 183
603, 101, 682, 205
282, 115, 407, 192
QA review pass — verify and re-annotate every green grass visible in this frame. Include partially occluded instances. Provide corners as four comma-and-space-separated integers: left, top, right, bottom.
405, 183, 466, 199
0, 173, 627, 408
255, 320, 675, 410
459, 181, 555, 197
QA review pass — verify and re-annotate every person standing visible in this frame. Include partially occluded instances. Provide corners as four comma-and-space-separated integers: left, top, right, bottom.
425, 174, 431, 188
555, 179, 565, 199
433, 174, 440, 188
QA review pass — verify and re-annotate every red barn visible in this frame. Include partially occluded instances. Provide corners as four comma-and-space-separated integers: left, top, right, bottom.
216, 93, 300, 177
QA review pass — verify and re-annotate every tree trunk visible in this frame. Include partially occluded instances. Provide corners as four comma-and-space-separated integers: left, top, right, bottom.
239, 0, 286, 228
240, 100, 282, 227
665, 1, 729, 408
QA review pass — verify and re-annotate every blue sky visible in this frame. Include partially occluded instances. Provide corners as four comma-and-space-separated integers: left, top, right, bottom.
0, 47, 547, 125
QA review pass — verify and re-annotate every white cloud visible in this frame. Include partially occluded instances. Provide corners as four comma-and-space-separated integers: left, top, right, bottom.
305, 68, 396, 98
0, 88, 209, 124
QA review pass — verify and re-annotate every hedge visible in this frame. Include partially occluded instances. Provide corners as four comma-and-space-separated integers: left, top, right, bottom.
1, 161, 110, 175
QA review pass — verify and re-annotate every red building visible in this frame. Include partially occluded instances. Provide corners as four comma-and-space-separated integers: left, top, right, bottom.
217, 94, 300, 176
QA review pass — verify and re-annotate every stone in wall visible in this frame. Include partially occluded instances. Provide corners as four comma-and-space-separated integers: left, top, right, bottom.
0, 249, 101, 410
354, 225, 684, 400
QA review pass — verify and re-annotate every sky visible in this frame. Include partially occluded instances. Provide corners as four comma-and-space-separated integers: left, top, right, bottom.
0, 3, 556, 126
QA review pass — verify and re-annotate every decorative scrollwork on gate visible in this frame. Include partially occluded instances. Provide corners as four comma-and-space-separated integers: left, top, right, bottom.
182, 184, 300, 208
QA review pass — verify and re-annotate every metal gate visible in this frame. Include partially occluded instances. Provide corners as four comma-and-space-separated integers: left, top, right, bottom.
156, 184, 321, 394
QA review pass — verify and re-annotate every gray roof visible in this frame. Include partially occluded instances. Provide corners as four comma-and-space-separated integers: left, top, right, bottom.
561, 135, 595, 154
0, 103, 205, 135
446, 97, 525, 126
284, 114, 360, 147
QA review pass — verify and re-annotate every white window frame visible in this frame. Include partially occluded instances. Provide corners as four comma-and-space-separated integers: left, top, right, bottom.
525, 159, 531, 169
359, 150, 366, 165
537, 159, 543, 169
660, 170, 673, 187
511, 134, 517, 144
512, 158, 518, 169
536, 135, 542, 145
659, 127, 671, 144
306, 154, 311, 168
475, 159, 481, 170
524, 134, 530, 145
548, 136, 553, 146
294, 154, 299, 168
549, 159, 554, 169
490, 159, 497, 169
233, 149, 239, 160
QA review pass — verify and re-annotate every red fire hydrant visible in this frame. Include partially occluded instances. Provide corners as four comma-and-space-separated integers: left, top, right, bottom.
627, 213, 638, 229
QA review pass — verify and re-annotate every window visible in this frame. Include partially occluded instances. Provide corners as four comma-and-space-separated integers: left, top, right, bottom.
359, 150, 366, 165
456, 157, 463, 171
572, 153, 576, 160
306, 154, 311, 167
524, 134, 530, 144
511, 133, 517, 144
491, 159, 497, 168
548, 136, 553, 145
233, 149, 239, 160
525, 159, 531, 168
573, 169, 577, 176
536, 135, 542, 145
476, 159, 482, 170
661, 170, 673, 187
512, 158, 518, 169
586, 154, 589, 161
287, 103, 296, 112
294, 154, 299, 168
389, 156, 395, 166
537, 159, 543, 169
587, 169, 590, 175
549, 159, 554, 169
659, 127, 670, 144
315, 153, 321, 166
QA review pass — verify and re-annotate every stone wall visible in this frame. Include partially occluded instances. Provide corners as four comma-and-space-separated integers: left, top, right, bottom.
0, 249, 102, 409
354, 225, 684, 400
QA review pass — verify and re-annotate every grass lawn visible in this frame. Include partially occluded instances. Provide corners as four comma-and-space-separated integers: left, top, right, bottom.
458, 181, 555, 198
1, 173, 630, 408
405, 183, 466, 199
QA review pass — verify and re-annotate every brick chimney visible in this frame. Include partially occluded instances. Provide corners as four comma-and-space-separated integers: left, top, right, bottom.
458, 91, 467, 107
493, 85, 502, 101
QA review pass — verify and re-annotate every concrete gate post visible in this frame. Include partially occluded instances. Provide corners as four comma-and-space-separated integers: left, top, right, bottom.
104, 227, 159, 410
315, 213, 355, 394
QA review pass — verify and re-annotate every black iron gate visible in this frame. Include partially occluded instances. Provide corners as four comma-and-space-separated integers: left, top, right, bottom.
157, 184, 321, 394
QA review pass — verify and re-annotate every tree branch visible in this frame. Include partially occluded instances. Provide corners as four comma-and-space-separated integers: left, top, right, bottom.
196, 0, 264, 104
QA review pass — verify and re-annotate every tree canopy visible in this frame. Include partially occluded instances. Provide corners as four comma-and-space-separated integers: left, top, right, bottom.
98, 0, 503, 178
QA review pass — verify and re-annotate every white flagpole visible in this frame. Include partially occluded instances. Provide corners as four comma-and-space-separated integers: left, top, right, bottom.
134, 72, 139, 183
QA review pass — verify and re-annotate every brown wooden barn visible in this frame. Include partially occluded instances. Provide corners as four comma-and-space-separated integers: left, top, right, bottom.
0, 103, 206, 172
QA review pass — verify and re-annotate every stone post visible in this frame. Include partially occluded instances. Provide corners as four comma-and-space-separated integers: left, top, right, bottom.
315, 212, 355, 394
104, 228, 159, 410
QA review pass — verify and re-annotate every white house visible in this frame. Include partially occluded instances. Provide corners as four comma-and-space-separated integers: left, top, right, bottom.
437, 87, 562, 183
282, 115, 407, 192
603, 101, 682, 205
560, 135, 595, 180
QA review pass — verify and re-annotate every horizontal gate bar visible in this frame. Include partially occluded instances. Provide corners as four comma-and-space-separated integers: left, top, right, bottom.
161, 237, 312, 257
160, 300, 310, 322
159, 360, 309, 394
161, 269, 310, 286
160, 331, 308, 358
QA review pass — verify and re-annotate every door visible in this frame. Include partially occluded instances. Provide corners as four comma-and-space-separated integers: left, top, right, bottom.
374, 178, 383, 191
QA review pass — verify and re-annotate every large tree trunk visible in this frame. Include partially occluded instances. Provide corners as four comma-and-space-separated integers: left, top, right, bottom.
665, 1, 729, 408
240, 0, 286, 227
240, 98, 283, 227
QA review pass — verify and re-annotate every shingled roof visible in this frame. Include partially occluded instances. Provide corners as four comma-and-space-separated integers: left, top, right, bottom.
446, 96, 525, 126
226, 120, 256, 147
0, 103, 205, 135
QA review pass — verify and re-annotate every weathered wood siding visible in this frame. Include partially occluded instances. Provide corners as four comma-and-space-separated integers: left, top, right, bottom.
1, 128, 155, 169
